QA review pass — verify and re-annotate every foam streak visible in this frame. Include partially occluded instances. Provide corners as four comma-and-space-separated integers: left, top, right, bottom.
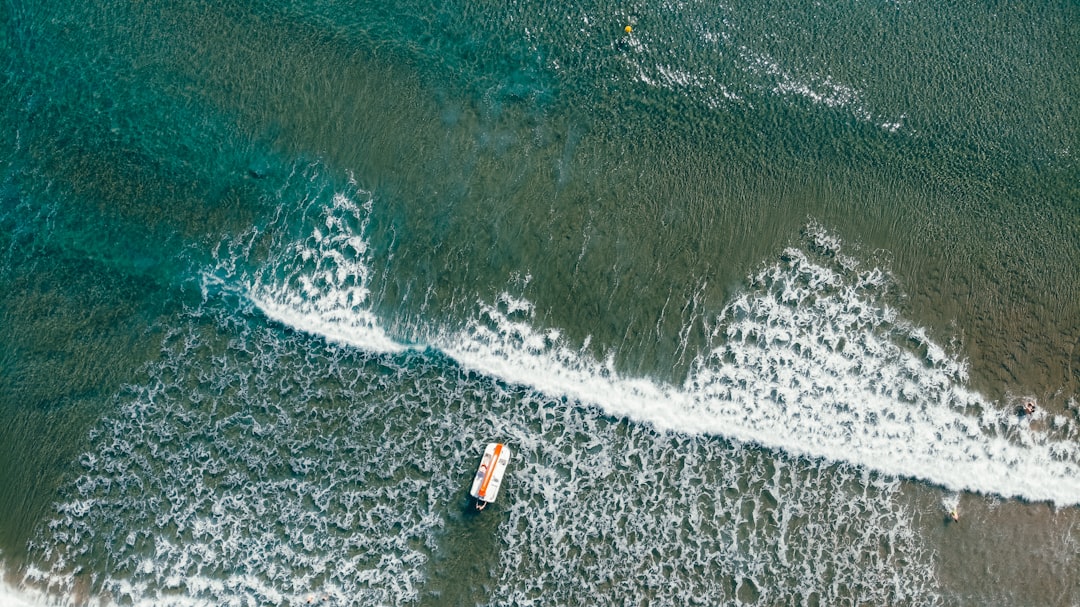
437, 248, 1080, 505
234, 181, 1079, 505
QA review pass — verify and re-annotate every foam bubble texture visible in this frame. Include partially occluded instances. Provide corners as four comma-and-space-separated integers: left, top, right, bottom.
20, 302, 938, 606
232, 174, 1080, 506
23, 310, 443, 606
206, 164, 402, 355
495, 417, 936, 605
443, 233, 1080, 505
21, 172, 1074, 603
685, 246, 1080, 504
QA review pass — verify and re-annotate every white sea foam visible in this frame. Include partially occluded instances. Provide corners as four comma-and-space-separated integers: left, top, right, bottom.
438, 255, 1080, 505
26, 168, 1070, 603
238, 187, 1080, 506
21, 307, 939, 605
0, 576, 47, 607
494, 426, 937, 605
247, 190, 404, 354
206, 169, 404, 355
21, 312, 442, 606
619, 6, 907, 132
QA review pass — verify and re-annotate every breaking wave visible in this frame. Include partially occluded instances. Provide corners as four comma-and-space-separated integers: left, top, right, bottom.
18, 304, 939, 605
444, 236, 1080, 506
15, 170, 1076, 606
230, 181, 1080, 506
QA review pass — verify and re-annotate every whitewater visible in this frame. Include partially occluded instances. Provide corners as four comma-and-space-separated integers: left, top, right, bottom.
239, 187, 1080, 507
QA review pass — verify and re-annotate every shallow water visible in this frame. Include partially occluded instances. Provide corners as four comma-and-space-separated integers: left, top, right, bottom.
2, 0, 1078, 605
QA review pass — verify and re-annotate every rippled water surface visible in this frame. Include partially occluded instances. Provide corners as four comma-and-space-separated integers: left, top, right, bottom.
2, 0, 1078, 605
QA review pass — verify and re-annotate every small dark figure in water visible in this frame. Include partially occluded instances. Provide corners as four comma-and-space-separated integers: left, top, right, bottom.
1022, 401, 1036, 416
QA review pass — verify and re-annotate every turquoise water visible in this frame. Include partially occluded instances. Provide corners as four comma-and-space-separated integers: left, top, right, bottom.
2, 0, 1078, 605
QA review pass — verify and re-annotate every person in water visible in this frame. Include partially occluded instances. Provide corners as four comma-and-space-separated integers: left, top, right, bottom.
949, 509, 959, 523
1023, 400, 1036, 415
475, 499, 487, 511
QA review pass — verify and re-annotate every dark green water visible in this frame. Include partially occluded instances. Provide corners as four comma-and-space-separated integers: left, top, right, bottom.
2, 1, 1078, 605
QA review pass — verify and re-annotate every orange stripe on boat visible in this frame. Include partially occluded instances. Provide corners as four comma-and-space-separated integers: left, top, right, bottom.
478, 443, 502, 499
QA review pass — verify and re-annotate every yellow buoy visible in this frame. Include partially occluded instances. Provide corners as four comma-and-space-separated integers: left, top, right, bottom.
625, 25, 633, 34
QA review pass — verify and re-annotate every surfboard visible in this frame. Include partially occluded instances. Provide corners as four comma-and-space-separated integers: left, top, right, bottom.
469, 442, 511, 505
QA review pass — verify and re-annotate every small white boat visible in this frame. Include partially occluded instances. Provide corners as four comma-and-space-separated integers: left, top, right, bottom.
469, 443, 511, 510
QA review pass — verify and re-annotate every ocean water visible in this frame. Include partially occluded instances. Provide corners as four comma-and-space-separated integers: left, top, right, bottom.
1, 0, 1078, 605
